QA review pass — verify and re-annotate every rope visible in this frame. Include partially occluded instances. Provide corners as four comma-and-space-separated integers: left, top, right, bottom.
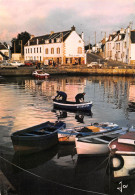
0, 155, 109, 195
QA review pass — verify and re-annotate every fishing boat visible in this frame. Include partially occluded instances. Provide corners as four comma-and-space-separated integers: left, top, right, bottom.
11, 121, 66, 153
53, 99, 92, 112
75, 124, 128, 156
58, 122, 120, 144
108, 130, 135, 178
32, 70, 50, 79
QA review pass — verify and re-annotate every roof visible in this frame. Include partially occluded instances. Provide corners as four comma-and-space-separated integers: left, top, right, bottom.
115, 33, 125, 42
25, 29, 72, 46
131, 31, 135, 43
106, 32, 119, 42
0, 43, 8, 50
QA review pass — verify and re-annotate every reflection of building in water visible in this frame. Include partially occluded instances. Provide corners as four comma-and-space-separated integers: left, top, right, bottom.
87, 76, 133, 111
128, 84, 135, 112
129, 84, 135, 102
24, 77, 86, 100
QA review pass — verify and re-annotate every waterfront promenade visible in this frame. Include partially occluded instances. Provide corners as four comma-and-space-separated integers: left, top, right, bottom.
0, 65, 135, 76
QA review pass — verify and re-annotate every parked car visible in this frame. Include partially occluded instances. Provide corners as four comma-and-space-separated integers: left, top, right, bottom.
24, 60, 34, 66
10, 61, 24, 67
87, 62, 102, 68
0, 62, 18, 69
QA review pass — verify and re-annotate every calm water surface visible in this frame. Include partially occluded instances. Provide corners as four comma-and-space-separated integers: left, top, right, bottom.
0, 75, 135, 195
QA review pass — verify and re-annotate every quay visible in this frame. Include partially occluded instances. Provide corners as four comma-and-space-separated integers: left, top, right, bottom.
0, 65, 135, 76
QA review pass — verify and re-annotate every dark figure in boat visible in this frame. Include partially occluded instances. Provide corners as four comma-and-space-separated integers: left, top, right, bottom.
54, 91, 67, 102
75, 92, 86, 103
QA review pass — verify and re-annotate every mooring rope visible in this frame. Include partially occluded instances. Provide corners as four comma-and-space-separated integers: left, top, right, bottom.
0, 155, 109, 195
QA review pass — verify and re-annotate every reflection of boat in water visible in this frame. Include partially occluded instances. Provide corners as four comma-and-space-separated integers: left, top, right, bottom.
108, 131, 135, 179
57, 144, 76, 159
52, 108, 92, 124
53, 99, 92, 112
12, 145, 58, 171
128, 102, 135, 112
34, 79, 45, 85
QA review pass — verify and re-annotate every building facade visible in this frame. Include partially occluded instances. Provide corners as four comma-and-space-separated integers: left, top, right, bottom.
24, 26, 85, 65
106, 26, 135, 65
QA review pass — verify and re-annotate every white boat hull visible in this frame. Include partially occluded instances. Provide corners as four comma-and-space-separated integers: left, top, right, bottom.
75, 138, 109, 155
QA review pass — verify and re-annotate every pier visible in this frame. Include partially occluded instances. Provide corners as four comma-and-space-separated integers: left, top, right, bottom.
0, 65, 135, 76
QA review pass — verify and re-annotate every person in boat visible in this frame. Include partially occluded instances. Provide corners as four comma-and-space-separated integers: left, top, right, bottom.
54, 91, 67, 102
75, 92, 86, 103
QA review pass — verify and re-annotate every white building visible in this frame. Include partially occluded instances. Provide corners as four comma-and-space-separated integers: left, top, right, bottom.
106, 26, 135, 65
24, 26, 85, 65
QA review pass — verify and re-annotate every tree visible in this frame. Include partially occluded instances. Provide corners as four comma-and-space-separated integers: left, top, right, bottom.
10, 31, 30, 55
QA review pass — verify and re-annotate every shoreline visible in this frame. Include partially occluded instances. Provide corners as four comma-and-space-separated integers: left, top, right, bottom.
0, 65, 135, 76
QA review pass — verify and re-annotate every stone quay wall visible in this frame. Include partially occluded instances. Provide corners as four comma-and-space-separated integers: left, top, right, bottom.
0, 66, 135, 76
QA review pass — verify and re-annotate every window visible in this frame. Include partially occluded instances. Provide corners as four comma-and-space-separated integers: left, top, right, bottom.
78, 47, 82, 54
45, 48, 48, 54
56, 38, 60, 43
31, 48, 32, 53
34, 48, 35, 53
57, 47, 60, 54
26, 49, 27, 54
37, 48, 38, 53
28, 48, 29, 53
40, 47, 41, 53
45, 40, 49, 44
51, 48, 54, 54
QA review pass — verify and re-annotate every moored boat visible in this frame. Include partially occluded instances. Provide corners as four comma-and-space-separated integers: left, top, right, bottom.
11, 121, 66, 154
53, 99, 92, 112
108, 131, 135, 178
58, 122, 120, 144
32, 70, 50, 79
75, 124, 128, 156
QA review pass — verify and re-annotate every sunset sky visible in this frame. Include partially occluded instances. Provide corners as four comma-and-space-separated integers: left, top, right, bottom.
0, 0, 135, 45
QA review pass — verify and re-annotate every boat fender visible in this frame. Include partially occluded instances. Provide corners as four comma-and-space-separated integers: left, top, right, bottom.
110, 154, 124, 171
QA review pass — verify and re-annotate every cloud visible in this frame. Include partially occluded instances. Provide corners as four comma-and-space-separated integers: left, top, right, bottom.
0, 0, 135, 44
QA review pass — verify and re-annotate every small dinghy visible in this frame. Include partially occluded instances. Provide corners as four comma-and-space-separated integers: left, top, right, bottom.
58, 122, 120, 144
75, 123, 128, 156
53, 99, 92, 112
32, 70, 50, 79
11, 121, 66, 153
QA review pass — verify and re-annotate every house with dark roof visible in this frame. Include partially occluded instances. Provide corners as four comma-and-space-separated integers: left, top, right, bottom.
24, 26, 85, 65
0, 43, 9, 60
130, 30, 135, 64
105, 26, 135, 64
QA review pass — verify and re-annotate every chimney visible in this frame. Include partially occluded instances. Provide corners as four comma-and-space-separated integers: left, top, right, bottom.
30, 35, 35, 39
81, 32, 84, 40
71, 25, 75, 31
50, 31, 54, 35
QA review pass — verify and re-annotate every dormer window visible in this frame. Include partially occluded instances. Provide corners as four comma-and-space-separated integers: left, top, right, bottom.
56, 38, 60, 43
45, 40, 49, 44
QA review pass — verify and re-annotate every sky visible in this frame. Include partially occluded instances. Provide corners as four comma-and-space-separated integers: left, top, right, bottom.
0, 0, 135, 45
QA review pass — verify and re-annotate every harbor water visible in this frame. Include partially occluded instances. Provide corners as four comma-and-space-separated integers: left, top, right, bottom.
0, 75, 135, 195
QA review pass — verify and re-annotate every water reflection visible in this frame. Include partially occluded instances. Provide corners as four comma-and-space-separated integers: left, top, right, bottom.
52, 108, 93, 124
12, 145, 59, 171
